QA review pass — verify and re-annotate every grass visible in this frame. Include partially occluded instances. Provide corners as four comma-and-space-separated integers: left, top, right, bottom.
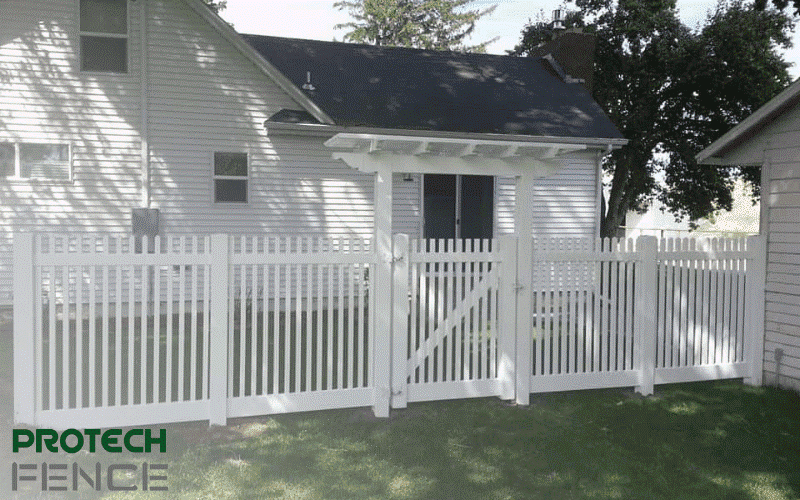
6, 380, 798, 499
131, 382, 800, 500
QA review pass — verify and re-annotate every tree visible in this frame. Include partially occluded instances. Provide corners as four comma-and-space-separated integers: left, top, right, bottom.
512, 0, 792, 237
204, 0, 227, 14
334, 0, 497, 52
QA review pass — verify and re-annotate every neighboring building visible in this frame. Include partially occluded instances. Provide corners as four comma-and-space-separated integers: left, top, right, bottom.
623, 179, 760, 239
698, 78, 800, 391
0, 0, 626, 305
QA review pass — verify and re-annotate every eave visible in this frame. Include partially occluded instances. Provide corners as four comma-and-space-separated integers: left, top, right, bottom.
266, 121, 628, 149
697, 78, 800, 165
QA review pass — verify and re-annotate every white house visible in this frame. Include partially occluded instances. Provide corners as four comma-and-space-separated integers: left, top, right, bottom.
0, 0, 626, 306
698, 79, 800, 391
623, 179, 760, 239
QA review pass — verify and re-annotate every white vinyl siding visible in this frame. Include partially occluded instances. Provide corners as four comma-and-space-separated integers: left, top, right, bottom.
718, 102, 800, 391
0, 0, 144, 304
144, 0, 372, 237
495, 152, 599, 239
765, 124, 800, 389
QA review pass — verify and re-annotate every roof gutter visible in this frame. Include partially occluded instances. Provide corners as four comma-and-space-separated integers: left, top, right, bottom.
264, 121, 628, 149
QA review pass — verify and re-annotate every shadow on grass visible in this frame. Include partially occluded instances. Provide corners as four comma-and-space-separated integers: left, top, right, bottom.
80, 381, 799, 500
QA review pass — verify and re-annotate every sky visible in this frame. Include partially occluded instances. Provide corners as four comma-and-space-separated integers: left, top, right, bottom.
218, 0, 800, 78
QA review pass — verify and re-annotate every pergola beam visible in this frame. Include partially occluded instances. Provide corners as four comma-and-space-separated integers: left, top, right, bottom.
332, 151, 561, 178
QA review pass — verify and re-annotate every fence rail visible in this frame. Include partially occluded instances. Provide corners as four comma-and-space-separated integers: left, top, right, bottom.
13, 233, 766, 428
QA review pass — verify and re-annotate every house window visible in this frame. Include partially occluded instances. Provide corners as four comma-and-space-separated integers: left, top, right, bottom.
214, 152, 248, 203
80, 0, 128, 73
0, 142, 71, 181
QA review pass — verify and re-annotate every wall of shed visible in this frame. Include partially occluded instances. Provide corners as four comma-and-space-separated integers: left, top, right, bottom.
722, 102, 800, 391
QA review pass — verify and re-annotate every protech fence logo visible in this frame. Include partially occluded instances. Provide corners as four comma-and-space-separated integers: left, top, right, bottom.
11, 428, 168, 492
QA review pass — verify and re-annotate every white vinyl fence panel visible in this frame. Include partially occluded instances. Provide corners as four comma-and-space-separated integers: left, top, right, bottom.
13, 232, 765, 428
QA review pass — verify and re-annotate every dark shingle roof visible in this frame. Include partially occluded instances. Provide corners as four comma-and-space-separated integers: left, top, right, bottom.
243, 34, 623, 140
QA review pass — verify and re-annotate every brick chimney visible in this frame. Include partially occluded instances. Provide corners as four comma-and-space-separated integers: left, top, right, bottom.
530, 29, 596, 93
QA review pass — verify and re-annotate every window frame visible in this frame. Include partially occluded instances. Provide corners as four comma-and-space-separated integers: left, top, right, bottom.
0, 142, 73, 183
78, 0, 129, 74
212, 151, 250, 205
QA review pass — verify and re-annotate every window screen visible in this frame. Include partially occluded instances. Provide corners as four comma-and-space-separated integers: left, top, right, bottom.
80, 0, 127, 73
214, 152, 248, 203
80, 0, 127, 34
81, 36, 127, 73
19, 144, 70, 180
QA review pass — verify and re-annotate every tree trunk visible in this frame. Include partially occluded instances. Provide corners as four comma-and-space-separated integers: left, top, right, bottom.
601, 161, 632, 239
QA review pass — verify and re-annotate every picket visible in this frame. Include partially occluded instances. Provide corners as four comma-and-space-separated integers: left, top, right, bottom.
12, 232, 763, 428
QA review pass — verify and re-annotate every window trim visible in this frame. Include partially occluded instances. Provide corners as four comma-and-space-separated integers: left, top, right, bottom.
0, 141, 73, 183
212, 151, 250, 205
78, 0, 129, 74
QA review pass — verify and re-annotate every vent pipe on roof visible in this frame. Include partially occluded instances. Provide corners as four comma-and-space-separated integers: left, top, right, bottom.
302, 71, 316, 91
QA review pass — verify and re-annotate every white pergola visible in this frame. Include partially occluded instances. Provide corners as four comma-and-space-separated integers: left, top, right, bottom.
321, 129, 625, 416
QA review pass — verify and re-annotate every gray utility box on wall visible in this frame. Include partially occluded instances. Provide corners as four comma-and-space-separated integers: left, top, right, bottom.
132, 208, 159, 253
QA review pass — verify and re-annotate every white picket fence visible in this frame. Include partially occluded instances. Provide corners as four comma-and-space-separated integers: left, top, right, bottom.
12, 233, 766, 428
525, 237, 763, 394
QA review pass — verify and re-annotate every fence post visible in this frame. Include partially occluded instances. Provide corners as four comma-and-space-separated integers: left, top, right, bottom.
14, 232, 36, 425
744, 235, 766, 386
634, 235, 658, 396
372, 166, 393, 418
498, 235, 517, 400
209, 234, 229, 426
391, 234, 409, 409
514, 172, 534, 405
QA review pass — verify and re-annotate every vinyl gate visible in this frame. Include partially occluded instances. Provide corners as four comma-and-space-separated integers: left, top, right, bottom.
402, 238, 513, 403
13, 233, 765, 428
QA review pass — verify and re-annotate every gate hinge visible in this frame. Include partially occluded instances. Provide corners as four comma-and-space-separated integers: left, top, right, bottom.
515, 283, 525, 293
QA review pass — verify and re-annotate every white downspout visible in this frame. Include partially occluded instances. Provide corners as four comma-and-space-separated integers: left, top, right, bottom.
140, 0, 150, 208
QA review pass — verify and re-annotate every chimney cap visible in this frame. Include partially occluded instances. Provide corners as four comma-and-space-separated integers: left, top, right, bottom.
552, 9, 565, 31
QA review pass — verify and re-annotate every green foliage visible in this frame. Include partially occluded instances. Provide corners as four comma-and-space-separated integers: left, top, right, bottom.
512, 0, 792, 236
203, 0, 227, 14
334, 0, 497, 52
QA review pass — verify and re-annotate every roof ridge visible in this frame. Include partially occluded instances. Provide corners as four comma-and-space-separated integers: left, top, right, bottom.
240, 33, 544, 63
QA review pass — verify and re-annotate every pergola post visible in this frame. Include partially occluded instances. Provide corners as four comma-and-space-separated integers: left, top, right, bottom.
515, 170, 535, 405
373, 164, 393, 418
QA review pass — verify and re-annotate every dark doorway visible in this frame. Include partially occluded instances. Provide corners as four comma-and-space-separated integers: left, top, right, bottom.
423, 174, 494, 240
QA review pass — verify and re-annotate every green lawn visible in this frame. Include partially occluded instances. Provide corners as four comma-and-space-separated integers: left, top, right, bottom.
71, 381, 800, 499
